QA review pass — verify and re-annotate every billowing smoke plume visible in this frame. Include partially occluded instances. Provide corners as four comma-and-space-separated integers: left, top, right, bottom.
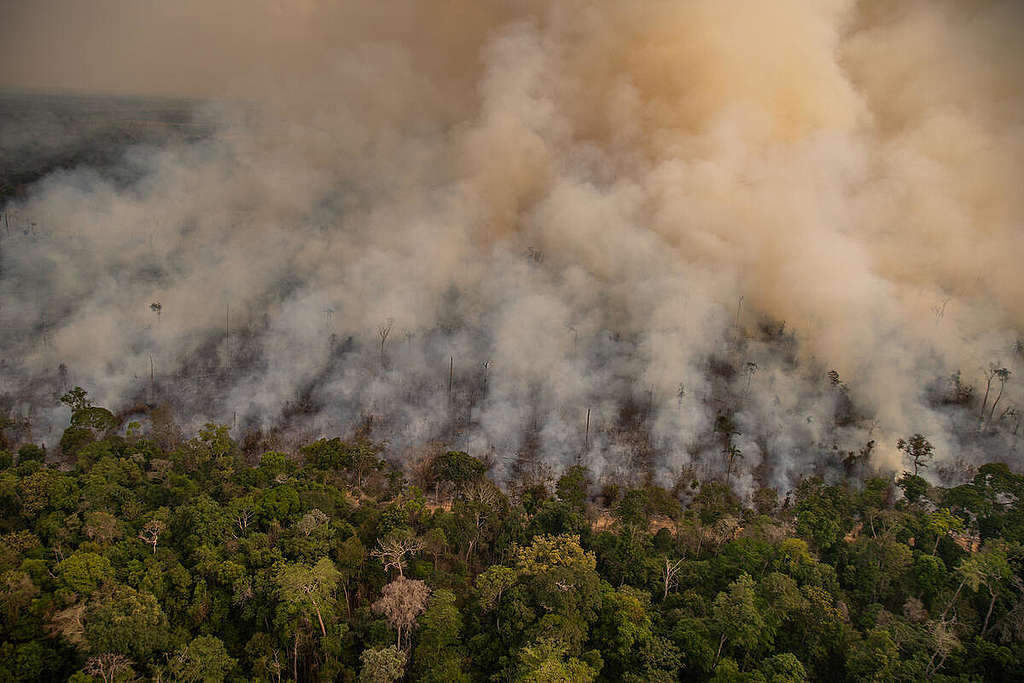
1, 0, 1022, 493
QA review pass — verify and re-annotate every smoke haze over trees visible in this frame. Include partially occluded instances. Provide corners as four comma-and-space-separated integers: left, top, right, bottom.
1, 0, 1023, 493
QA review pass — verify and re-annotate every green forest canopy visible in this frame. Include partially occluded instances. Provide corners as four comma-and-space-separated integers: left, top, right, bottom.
2, 391, 1024, 682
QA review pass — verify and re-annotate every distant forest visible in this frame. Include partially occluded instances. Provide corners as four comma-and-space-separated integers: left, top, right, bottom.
2, 387, 1024, 682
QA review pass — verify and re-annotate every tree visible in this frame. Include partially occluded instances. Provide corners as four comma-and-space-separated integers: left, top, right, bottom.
896, 472, 928, 505
896, 434, 934, 476
760, 653, 808, 683
987, 367, 1012, 428
794, 478, 850, 551
57, 552, 113, 596
923, 618, 960, 678
83, 586, 170, 660
556, 465, 589, 511
373, 577, 430, 650
82, 653, 133, 683
17, 444, 45, 465
711, 573, 767, 667
413, 589, 469, 682
371, 531, 424, 578
956, 541, 1013, 636
979, 364, 1010, 424
926, 508, 964, 555
378, 319, 393, 367
661, 556, 686, 601
82, 511, 121, 546
137, 519, 166, 554
512, 638, 597, 682
168, 635, 236, 683
275, 558, 341, 638
514, 534, 602, 624
60, 387, 92, 413
477, 565, 517, 613
359, 646, 406, 683
431, 451, 487, 499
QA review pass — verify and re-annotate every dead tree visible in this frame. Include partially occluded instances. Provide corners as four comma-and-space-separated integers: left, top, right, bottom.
138, 520, 167, 554
979, 363, 1007, 422
987, 368, 1011, 429
378, 319, 393, 367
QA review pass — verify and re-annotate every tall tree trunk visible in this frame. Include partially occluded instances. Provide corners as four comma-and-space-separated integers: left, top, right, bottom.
941, 577, 967, 620
980, 374, 994, 420
311, 599, 327, 637
988, 382, 1006, 428
715, 633, 727, 668
982, 589, 997, 637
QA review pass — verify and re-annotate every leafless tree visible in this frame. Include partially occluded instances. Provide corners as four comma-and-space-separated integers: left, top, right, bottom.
373, 577, 430, 650
744, 361, 758, 397
378, 319, 393, 367
923, 617, 960, 677
138, 519, 167, 554
662, 556, 685, 600
84, 654, 134, 683
980, 363, 1009, 423
371, 533, 424, 578
234, 507, 256, 536
987, 367, 1012, 428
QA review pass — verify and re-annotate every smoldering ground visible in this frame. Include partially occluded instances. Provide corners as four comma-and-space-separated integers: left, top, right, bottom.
1, 0, 1022, 495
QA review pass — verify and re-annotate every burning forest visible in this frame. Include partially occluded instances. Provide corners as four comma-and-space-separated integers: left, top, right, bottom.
2, 0, 1023, 499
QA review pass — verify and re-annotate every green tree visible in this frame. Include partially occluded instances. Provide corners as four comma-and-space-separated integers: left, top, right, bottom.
711, 573, 767, 667
514, 534, 602, 627
83, 586, 171, 660
512, 638, 597, 682
359, 646, 407, 683
760, 652, 807, 683
168, 635, 236, 682
896, 434, 934, 477
275, 558, 342, 638
556, 465, 589, 511
956, 541, 1014, 636
57, 551, 113, 596
412, 589, 469, 682
432, 451, 487, 499
794, 479, 851, 552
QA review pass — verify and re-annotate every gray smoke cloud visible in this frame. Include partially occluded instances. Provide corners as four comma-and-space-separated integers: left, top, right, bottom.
1, 0, 1022, 494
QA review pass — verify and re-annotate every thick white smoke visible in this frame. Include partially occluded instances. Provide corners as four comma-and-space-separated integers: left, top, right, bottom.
1, 0, 1022, 493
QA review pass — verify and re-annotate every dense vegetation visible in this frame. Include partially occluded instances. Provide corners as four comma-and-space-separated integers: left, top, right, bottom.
2, 389, 1024, 682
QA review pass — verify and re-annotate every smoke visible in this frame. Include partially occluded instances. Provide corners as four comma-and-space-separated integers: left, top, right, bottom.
1, 0, 1022, 494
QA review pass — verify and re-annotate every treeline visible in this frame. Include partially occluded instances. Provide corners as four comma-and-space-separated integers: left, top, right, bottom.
1, 389, 1024, 681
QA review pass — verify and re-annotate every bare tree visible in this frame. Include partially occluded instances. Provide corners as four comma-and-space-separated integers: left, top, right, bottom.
662, 556, 685, 601
84, 654, 134, 683
234, 508, 255, 535
373, 577, 430, 650
138, 520, 167, 554
924, 618, 960, 678
979, 363, 1009, 423
744, 361, 758, 397
378, 319, 393, 367
724, 444, 743, 485
371, 533, 424, 578
987, 368, 1011, 428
